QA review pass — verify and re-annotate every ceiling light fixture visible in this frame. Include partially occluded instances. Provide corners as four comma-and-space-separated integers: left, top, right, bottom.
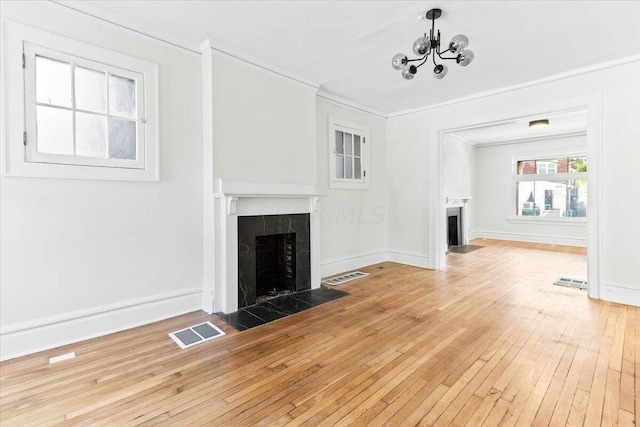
392, 8, 475, 80
528, 119, 550, 129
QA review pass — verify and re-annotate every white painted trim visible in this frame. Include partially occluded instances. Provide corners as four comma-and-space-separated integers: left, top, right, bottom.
390, 55, 640, 118
505, 218, 587, 226
316, 91, 388, 119
2, 19, 160, 182
0, 288, 202, 361
320, 251, 388, 278
600, 283, 640, 307
472, 231, 587, 247
387, 250, 431, 269
328, 116, 370, 190
465, 130, 587, 148
49, 1, 200, 55
433, 93, 602, 300
199, 41, 319, 90
214, 179, 320, 197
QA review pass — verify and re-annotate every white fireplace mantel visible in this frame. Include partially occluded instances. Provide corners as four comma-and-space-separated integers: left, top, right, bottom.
445, 196, 472, 246
445, 196, 472, 208
206, 180, 325, 314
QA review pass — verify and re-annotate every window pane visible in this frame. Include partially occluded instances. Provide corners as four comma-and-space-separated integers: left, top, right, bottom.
75, 66, 106, 113
36, 106, 73, 154
345, 156, 353, 179
36, 56, 72, 107
76, 112, 106, 158
335, 131, 344, 154
517, 160, 536, 175
516, 180, 587, 218
108, 118, 136, 159
109, 74, 136, 118
568, 157, 587, 172
536, 161, 557, 174
354, 157, 361, 179
345, 133, 353, 155
335, 154, 344, 178
354, 135, 361, 156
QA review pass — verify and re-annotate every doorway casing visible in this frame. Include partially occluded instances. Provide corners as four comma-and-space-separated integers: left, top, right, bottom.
430, 94, 602, 299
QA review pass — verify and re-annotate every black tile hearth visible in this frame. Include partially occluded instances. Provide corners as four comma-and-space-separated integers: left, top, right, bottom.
217, 287, 348, 331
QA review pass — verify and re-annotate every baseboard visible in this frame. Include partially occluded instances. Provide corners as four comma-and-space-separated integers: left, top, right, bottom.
472, 230, 587, 247
387, 250, 431, 269
0, 288, 202, 361
600, 283, 640, 307
321, 251, 388, 277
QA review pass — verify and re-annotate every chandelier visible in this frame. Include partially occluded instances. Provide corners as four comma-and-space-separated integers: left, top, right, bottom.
392, 8, 474, 80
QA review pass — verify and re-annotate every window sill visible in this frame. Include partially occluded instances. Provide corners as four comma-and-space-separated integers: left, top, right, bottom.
329, 181, 369, 190
506, 217, 587, 226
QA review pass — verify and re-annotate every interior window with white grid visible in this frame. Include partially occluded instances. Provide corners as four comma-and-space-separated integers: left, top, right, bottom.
2, 21, 158, 181
329, 116, 370, 189
25, 43, 145, 169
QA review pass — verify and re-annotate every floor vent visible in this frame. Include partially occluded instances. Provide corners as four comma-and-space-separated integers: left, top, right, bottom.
323, 271, 369, 286
169, 321, 226, 349
553, 277, 588, 290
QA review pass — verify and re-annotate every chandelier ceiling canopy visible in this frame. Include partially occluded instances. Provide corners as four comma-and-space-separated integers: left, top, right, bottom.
392, 8, 475, 80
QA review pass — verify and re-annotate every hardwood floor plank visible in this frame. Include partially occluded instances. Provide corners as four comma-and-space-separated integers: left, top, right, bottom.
0, 239, 635, 427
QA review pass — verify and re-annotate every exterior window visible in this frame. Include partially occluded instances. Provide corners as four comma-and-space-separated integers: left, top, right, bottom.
515, 156, 587, 218
329, 116, 369, 189
536, 161, 557, 174
2, 21, 158, 181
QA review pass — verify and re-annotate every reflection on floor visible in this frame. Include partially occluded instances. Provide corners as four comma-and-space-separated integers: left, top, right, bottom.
216, 287, 348, 331
448, 244, 484, 254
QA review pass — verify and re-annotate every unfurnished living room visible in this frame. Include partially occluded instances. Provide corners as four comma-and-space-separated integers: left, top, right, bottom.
1, 1, 639, 425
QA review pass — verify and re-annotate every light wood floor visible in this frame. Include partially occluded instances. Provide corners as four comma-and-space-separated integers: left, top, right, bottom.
1, 239, 637, 426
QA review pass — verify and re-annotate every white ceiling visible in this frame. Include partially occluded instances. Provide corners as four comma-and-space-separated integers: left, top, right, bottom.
447, 110, 587, 146
56, 1, 640, 115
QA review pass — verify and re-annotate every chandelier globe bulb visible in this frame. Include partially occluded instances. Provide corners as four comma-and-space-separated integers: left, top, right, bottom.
402, 65, 417, 80
433, 64, 448, 79
456, 49, 474, 66
448, 34, 469, 55
412, 36, 430, 56
392, 53, 408, 70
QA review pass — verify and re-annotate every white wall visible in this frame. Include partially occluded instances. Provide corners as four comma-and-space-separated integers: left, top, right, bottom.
316, 99, 388, 276
442, 135, 476, 234
473, 135, 587, 246
443, 136, 476, 200
387, 59, 640, 306
210, 50, 317, 185
0, 2, 203, 360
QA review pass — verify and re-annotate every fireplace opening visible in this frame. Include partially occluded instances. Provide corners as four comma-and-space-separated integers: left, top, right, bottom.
255, 233, 296, 301
447, 207, 462, 247
237, 213, 311, 309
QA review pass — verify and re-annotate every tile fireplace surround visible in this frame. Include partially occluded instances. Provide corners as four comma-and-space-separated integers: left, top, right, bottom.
205, 180, 322, 314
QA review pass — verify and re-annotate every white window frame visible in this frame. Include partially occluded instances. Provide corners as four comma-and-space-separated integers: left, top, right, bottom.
1, 20, 159, 181
510, 152, 587, 223
536, 161, 557, 174
328, 115, 370, 190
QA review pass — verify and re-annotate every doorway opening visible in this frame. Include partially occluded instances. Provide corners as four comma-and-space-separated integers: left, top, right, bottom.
434, 98, 600, 299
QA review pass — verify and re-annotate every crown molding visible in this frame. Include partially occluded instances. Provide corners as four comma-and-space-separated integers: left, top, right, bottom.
316, 90, 388, 119
388, 54, 640, 118
49, 1, 200, 55
198, 39, 320, 90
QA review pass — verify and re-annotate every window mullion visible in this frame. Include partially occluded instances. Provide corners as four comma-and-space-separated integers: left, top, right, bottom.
105, 71, 110, 159
71, 62, 77, 155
